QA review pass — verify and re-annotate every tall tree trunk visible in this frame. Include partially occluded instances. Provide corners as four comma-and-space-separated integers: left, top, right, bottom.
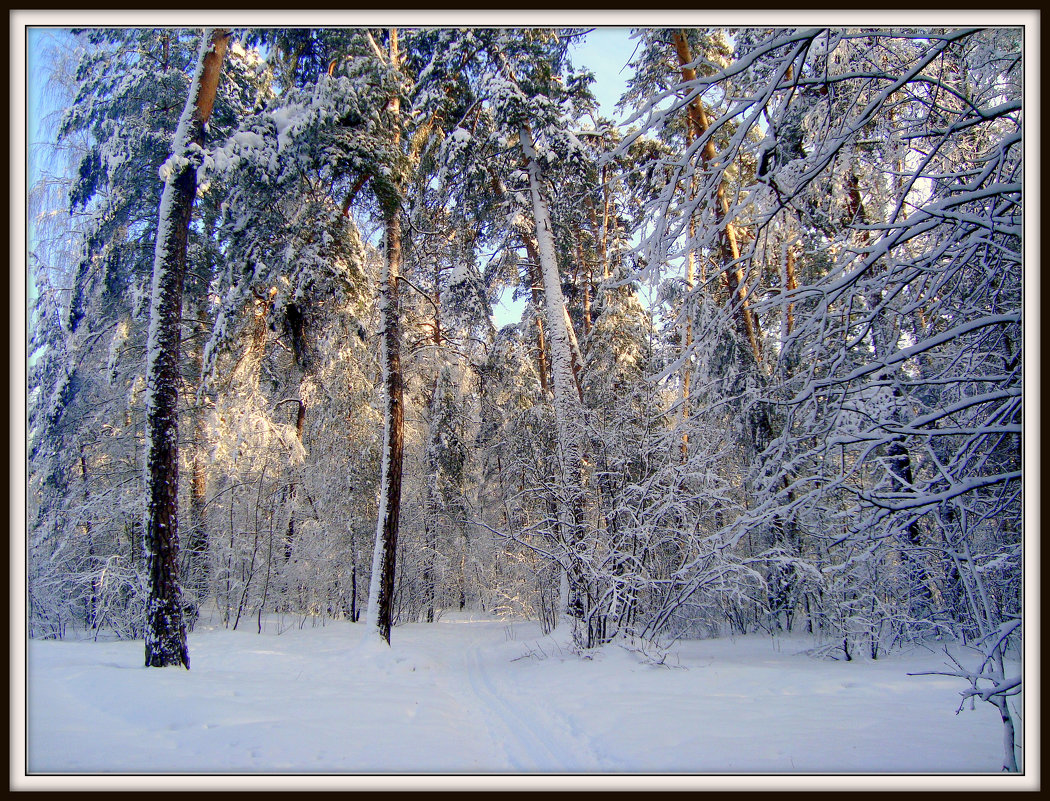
489, 169, 576, 397
143, 28, 228, 669
522, 232, 584, 397
671, 30, 762, 366
528, 261, 551, 396
282, 302, 309, 564
364, 197, 405, 646
577, 239, 593, 337
521, 227, 589, 396
681, 199, 698, 462
364, 28, 405, 645
282, 398, 307, 563
520, 125, 584, 486
79, 444, 98, 630
519, 124, 591, 636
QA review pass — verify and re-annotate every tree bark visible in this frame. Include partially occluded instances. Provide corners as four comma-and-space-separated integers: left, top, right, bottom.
490, 169, 581, 398
143, 28, 228, 669
577, 240, 593, 337
523, 230, 584, 398
79, 445, 98, 630
529, 264, 551, 396
521, 125, 584, 496
364, 28, 405, 645
671, 30, 762, 366
519, 124, 593, 636
681, 206, 697, 461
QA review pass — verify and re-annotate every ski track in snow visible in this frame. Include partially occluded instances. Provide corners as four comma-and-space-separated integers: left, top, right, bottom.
454, 624, 608, 773
464, 636, 568, 771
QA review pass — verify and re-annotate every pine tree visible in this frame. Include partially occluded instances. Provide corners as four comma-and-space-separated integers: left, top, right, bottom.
143, 27, 230, 668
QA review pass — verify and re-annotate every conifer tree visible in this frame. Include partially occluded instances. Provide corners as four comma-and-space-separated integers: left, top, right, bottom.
143, 27, 229, 668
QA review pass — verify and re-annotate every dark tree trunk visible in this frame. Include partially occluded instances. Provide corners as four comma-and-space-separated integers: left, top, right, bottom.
363, 28, 406, 646
283, 399, 307, 563
143, 154, 196, 668
282, 302, 310, 563
143, 28, 229, 669
79, 446, 99, 630
370, 209, 405, 644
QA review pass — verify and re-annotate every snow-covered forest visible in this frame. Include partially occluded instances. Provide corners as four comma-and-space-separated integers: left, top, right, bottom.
24, 21, 1028, 781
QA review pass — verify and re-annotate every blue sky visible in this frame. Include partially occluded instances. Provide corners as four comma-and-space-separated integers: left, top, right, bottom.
569, 27, 635, 121
26, 28, 62, 189
25, 28, 57, 317
26, 29, 42, 180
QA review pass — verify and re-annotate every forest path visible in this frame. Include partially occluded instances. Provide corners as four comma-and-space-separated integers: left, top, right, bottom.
411, 614, 613, 773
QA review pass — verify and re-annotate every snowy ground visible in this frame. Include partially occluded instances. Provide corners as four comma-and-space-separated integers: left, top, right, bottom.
18, 610, 1030, 790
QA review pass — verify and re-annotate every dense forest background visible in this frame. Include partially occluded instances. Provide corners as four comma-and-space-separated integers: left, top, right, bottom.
25, 25, 1023, 746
